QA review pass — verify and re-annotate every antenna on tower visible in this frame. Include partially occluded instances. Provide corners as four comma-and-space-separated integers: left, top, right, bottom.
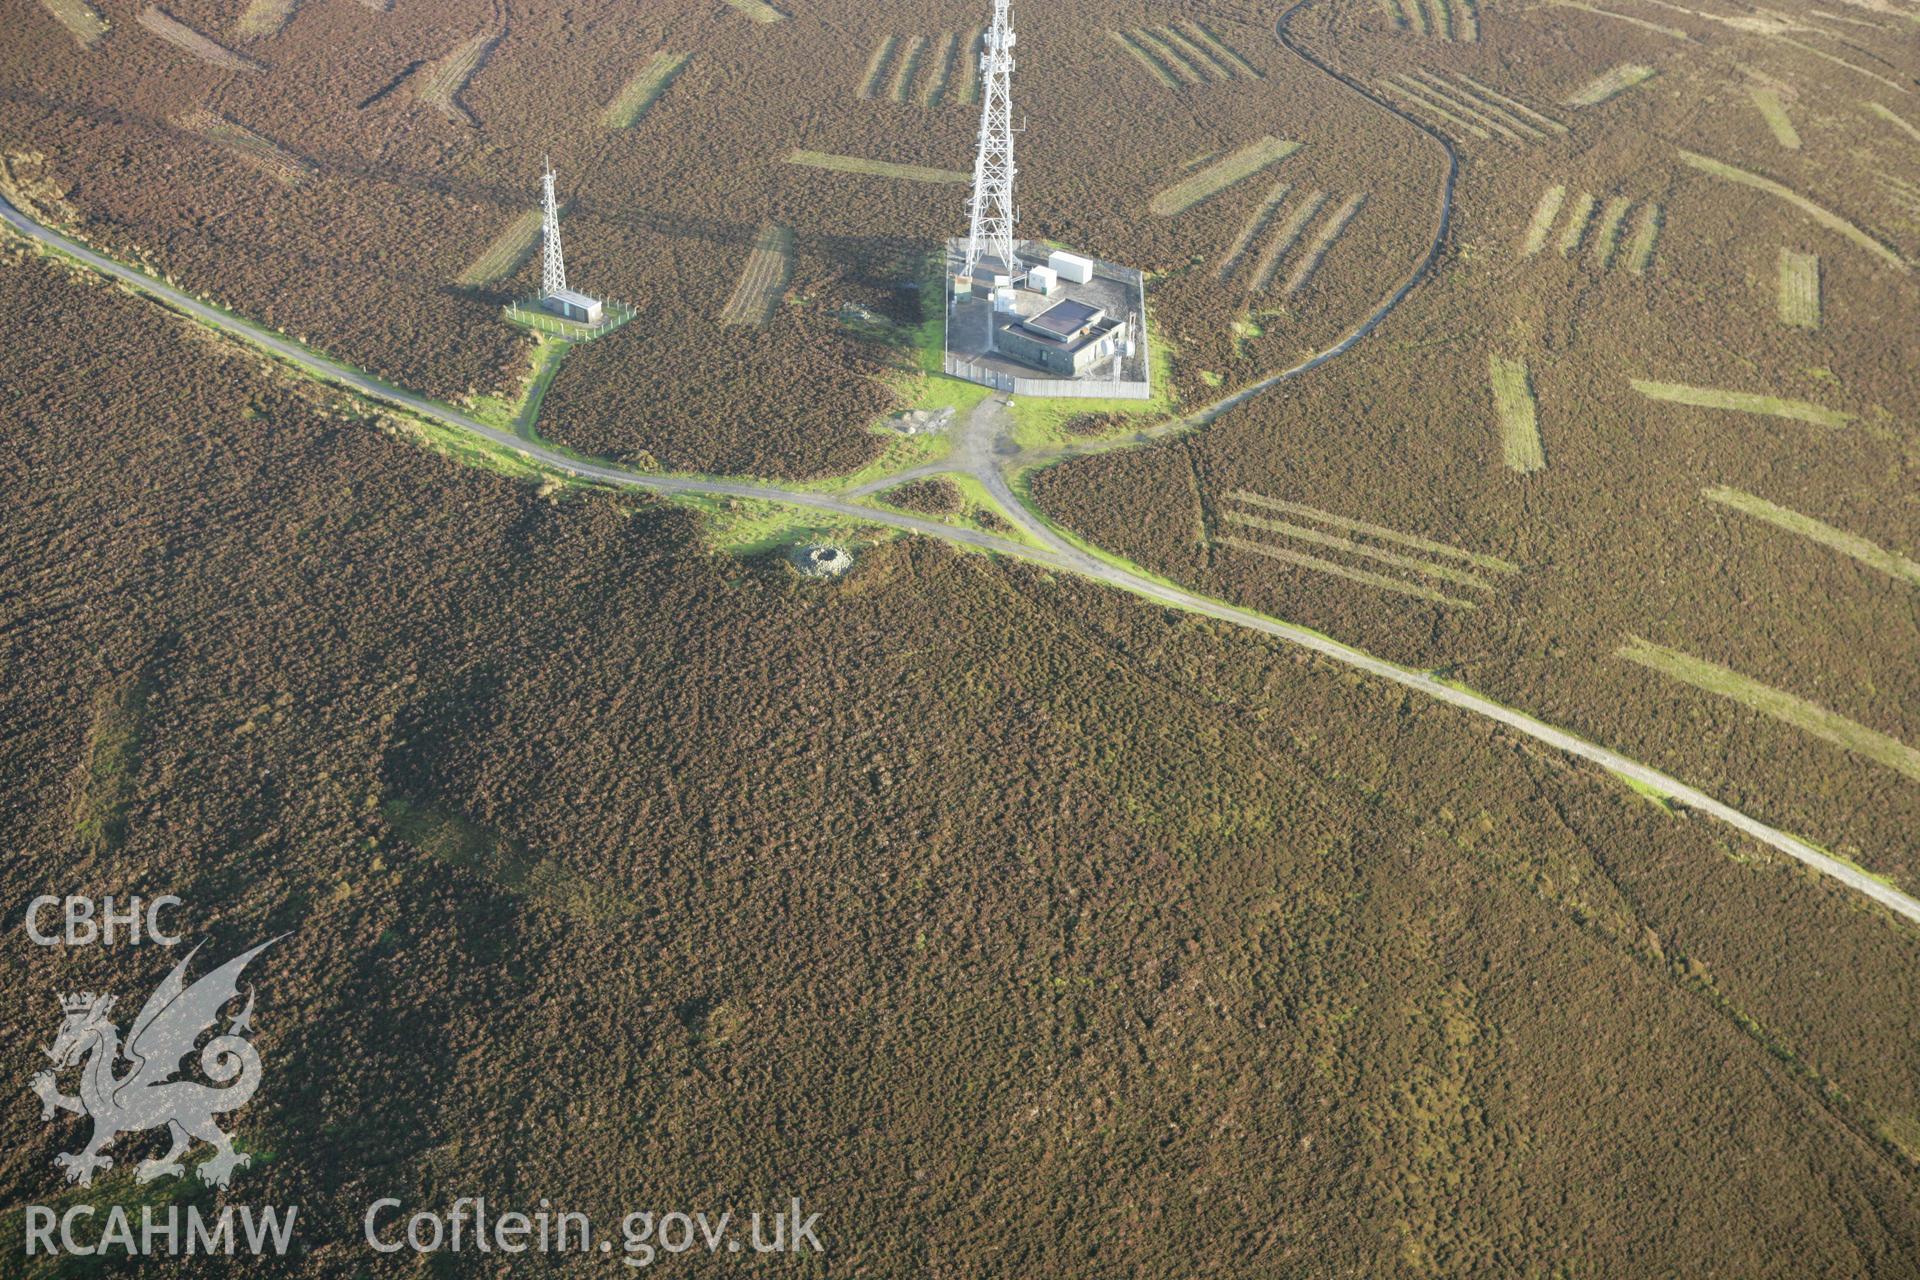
512, 155, 621, 334
541, 158, 568, 300
963, 0, 1018, 281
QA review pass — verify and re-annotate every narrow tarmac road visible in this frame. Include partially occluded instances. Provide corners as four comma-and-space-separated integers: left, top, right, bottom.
4, 197, 1916, 929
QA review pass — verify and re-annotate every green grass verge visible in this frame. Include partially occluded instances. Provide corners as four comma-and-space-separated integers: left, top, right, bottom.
1605, 767, 1678, 812
29, 234, 586, 491
1630, 378, 1853, 428
454, 210, 542, 287
1819, 845, 1904, 892
1676, 149, 1908, 271
786, 151, 969, 184
34, 206, 1908, 918
1005, 327, 1177, 451
1619, 634, 1920, 783
602, 52, 690, 128
1149, 137, 1299, 217
1007, 464, 1210, 595
868, 474, 1050, 550
802, 428, 955, 496
1704, 485, 1919, 586
1490, 355, 1545, 473
36, 233, 585, 489
382, 411, 552, 483
804, 256, 995, 493
463, 337, 570, 438
667, 493, 888, 557
1564, 63, 1655, 107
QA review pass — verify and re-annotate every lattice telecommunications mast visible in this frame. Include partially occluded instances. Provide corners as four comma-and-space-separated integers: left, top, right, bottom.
541, 159, 568, 299
963, 0, 1018, 280
940, 0, 1150, 399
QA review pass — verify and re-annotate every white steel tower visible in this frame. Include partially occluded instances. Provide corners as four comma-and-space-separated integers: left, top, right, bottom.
540, 160, 568, 299
963, 0, 1018, 280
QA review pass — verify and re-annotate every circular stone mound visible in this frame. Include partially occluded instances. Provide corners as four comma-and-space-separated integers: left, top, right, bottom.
792, 543, 853, 578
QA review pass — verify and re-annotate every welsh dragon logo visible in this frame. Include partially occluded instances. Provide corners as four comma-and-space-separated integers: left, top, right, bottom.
31, 939, 277, 1189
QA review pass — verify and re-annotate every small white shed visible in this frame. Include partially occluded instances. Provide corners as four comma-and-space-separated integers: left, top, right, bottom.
542, 288, 604, 324
1048, 251, 1093, 284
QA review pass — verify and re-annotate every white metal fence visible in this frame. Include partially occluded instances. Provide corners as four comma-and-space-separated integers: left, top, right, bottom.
940, 237, 1154, 400
943, 355, 1152, 400
504, 299, 636, 343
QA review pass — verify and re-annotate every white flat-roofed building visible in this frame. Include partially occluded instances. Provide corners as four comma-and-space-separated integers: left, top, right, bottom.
542, 288, 604, 325
942, 237, 1151, 399
994, 297, 1127, 376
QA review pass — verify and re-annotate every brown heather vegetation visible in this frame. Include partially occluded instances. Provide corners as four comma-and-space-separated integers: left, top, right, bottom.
877, 476, 964, 516
138, 6, 262, 73
1033, 0, 1920, 886
5, 0, 1920, 1267
34, 0, 106, 49
0, 0, 1865, 828
4, 246, 1920, 1275
174, 108, 314, 186
0, 0, 1433, 478
410, 29, 498, 126
235, 0, 298, 41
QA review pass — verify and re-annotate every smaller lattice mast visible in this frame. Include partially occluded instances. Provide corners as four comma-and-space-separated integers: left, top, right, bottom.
540, 159, 567, 298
